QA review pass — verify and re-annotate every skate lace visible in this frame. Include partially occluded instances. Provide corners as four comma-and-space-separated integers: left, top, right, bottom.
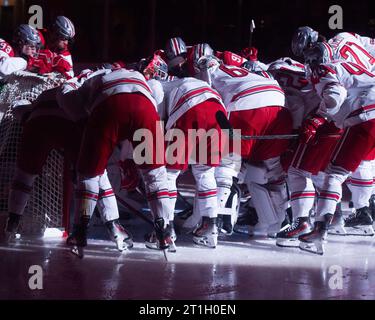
344, 213, 356, 222
287, 219, 301, 232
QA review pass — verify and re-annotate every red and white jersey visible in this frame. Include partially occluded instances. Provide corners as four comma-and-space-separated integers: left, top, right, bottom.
0, 38, 14, 58
53, 50, 74, 78
0, 38, 27, 77
268, 57, 319, 128
153, 77, 224, 130
57, 68, 157, 122
198, 57, 285, 112
328, 33, 375, 72
312, 60, 375, 128
215, 51, 247, 67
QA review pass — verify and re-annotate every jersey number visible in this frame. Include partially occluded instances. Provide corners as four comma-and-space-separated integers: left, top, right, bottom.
0, 42, 12, 55
342, 61, 375, 77
219, 65, 249, 77
340, 41, 375, 68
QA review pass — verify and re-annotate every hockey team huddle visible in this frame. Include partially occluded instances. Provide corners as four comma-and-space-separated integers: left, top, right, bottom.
1, 16, 375, 256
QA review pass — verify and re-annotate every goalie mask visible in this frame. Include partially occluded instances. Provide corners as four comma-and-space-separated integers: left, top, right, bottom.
291, 26, 319, 57
139, 54, 168, 80
13, 24, 41, 50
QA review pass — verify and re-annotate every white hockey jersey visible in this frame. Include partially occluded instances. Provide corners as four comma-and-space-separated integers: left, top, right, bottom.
328, 32, 375, 72
57, 68, 157, 122
197, 57, 285, 112
312, 60, 375, 128
0, 39, 27, 77
153, 77, 224, 130
268, 57, 320, 128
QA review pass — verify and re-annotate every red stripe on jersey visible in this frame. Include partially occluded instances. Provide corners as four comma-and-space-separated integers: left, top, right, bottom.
231, 85, 284, 102
322, 42, 334, 61
348, 103, 375, 118
102, 78, 152, 93
171, 87, 222, 115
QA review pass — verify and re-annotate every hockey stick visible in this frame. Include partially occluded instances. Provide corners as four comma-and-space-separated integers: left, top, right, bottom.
249, 19, 255, 47
115, 194, 154, 226
216, 111, 299, 140
116, 194, 169, 261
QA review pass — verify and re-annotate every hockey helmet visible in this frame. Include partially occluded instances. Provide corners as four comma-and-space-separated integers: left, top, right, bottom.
140, 54, 168, 80
291, 26, 319, 57
303, 42, 333, 68
51, 16, 76, 40
165, 37, 187, 61
13, 24, 42, 49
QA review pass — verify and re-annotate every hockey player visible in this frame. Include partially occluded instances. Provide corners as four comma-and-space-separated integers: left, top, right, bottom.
164, 37, 188, 76
0, 25, 41, 78
140, 53, 227, 249
2, 72, 132, 251
298, 43, 375, 255
291, 26, 375, 73
190, 45, 293, 237
27, 16, 75, 78
267, 58, 343, 247
57, 65, 173, 253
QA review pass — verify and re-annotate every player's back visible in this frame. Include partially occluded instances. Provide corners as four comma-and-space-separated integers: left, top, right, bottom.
0, 38, 14, 59
160, 77, 223, 129
328, 32, 375, 72
210, 64, 285, 112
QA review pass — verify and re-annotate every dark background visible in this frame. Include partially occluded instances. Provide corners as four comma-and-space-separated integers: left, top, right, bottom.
1, 0, 375, 64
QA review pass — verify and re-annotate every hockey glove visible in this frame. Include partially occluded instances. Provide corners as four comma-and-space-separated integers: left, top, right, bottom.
299, 115, 326, 145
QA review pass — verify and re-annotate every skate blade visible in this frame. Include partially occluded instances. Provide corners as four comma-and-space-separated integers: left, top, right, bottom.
345, 225, 375, 236
276, 238, 300, 248
328, 225, 347, 236
124, 238, 134, 249
71, 246, 84, 259
299, 241, 324, 255
193, 236, 217, 248
115, 240, 126, 252
162, 249, 168, 262
167, 241, 177, 253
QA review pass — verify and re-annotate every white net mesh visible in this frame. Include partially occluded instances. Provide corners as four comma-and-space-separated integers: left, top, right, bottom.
0, 71, 67, 235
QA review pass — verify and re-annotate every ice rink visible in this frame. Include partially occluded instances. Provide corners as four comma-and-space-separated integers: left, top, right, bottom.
1, 214, 375, 300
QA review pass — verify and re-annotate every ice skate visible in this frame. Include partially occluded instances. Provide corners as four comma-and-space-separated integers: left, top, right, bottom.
152, 218, 172, 260
344, 207, 374, 236
2, 213, 21, 243
328, 203, 346, 236
105, 219, 133, 251
276, 217, 311, 247
369, 194, 375, 220
145, 221, 176, 252
217, 214, 233, 235
67, 217, 89, 259
193, 217, 218, 248
299, 214, 333, 255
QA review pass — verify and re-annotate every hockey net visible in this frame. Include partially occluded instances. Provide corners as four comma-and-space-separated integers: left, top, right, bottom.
0, 71, 68, 236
